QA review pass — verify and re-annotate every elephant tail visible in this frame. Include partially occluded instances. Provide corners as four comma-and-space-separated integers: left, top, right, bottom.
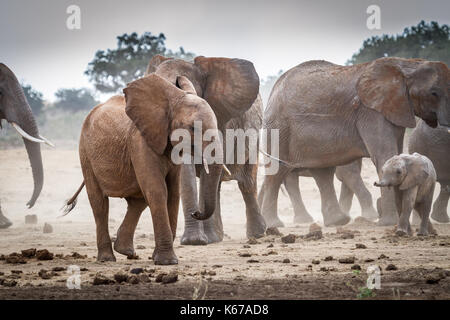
61, 181, 85, 216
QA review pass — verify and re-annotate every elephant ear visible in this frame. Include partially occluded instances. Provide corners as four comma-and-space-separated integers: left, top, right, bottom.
145, 55, 174, 75
194, 56, 259, 121
124, 74, 184, 154
357, 58, 416, 128
399, 154, 429, 190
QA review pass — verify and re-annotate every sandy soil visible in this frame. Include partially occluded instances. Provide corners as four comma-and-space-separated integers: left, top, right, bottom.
0, 148, 449, 300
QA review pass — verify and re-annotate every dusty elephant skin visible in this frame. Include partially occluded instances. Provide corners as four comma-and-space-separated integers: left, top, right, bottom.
147, 55, 267, 245
409, 120, 450, 223
374, 153, 437, 236
0, 64, 52, 229
64, 74, 220, 265
260, 57, 450, 229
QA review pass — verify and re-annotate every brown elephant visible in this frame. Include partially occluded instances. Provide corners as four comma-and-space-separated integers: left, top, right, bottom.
146, 55, 266, 245
64, 74, 220, 264
0, 63, 52, 228
260, 57, 450, 228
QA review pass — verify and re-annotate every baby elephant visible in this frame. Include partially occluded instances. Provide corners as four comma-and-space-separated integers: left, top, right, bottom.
374, 153, 437, 236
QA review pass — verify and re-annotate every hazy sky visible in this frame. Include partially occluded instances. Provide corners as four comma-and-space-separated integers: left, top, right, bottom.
1, 0, 449, 101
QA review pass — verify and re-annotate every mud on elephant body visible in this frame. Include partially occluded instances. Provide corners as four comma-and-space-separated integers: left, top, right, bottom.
65, 74, 220, 264
146, 55, 266, 245
260, 57, 450, 228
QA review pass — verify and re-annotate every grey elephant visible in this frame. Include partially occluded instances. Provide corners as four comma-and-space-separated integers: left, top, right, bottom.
0, 63, 52, 228
120, 55, 266, 247
374, 153, 437, 236
408, 119, 450, 223
258, 159, 378, 224
260, 57, 450, 228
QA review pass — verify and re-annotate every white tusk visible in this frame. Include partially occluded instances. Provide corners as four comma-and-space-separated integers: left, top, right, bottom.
11, 122, 46, 144
39, 135, 55, 147
203, 156, 210, 174
222, 165, 231, 175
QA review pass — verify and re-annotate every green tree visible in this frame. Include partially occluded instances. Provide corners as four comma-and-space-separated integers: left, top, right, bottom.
348, 21, 450, 65
85, 32, 195, 93
53, 88, 99, 112
22, 83, 44, 116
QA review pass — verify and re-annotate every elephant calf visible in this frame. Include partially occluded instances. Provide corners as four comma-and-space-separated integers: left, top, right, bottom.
65, 74, 220, 265
374, 153, 437, 236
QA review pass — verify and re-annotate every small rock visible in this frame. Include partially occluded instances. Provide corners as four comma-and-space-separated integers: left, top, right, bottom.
281, 234, 296, 244
355, 243, 367, 249
6, 254, 26, 264
114, 272, 129, 283
11, 270, 22, 274
93, 273, 115, 285
38, 269, 52, 279
425, 273, 444, 284
155, 273, 167, 283
239, 252, 251, 257
267, 244, 274, 248
127, 275, 140, 285
52, 267, 66, 272
127, 254, 140, 260
138, 274, 151, 283
247, 259, 259, 263
324, 256, 333, 261
79, 242, 87, 247
364, 258, 375, 263
2, 280, 17, 287
282, 258, 291, 264
351, 264, 362, 271
36, 249, 54, 261
340, 232, 354, 239
136, 245, 146, 250
385, 264, 398, 271
208, 270, 217, 276
247, 238, 259, 245
338, 256, 355, 264
71, 252, 87, 259
266, 227, 282, 236
312, 259, 320, 265
242, 245, 251, 249
25, 215, 38, 224
43, 223, 53, 234
378, 254, 389, 260
21, 248, 36, 258
161, 272, 178, 284
130, 268, 144, 275
305, 230, 323, 240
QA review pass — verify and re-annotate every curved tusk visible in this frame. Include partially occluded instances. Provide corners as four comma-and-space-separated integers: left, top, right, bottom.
39, 135, 55, 147
203, 156, 210, 174
222, 164, 231, 175
11, 122, 46, 144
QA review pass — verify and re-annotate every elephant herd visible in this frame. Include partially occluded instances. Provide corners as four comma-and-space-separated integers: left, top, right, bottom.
1, 55, 449, 266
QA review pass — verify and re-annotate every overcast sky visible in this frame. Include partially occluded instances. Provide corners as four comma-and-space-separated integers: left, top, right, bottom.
1, 0, 449, 101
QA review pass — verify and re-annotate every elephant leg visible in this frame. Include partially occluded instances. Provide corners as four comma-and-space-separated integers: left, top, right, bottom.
0, 200, 12, 229
411, 210, 421, 225
261, 166, 290, 228
238, 164, 266, 238
415, 198, 433, 236
166, 169, 180, 240
202, 182, 224, 244
114, 197, 147, 257
336, 160, 378, 220
309, 167, 351, 227
85, 177, 115, 262
283, 172, 314, 223
396, 188, 417, 236
431, 182, 450, 223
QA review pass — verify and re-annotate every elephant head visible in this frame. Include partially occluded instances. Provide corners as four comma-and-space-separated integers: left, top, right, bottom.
356, 57, 450, 131
123, 73, 223, 220
146, 55, 260, 221
374, 153, 429, 190
0, 63, 51, 208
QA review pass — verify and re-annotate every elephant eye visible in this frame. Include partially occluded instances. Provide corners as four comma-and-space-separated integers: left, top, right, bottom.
396, 169, 402, 175
431, 91, 439, 98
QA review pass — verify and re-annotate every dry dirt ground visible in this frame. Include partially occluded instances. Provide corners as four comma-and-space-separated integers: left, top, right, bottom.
0, 148, 449, 300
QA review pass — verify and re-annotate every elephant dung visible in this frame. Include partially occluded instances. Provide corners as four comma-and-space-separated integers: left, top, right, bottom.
338, 256, 356, 264
93, 273, 115, 285
21, 248, 36, 258
25, 214, 38, 224
36, 249, 54, 261
281, 234, 296, 244
43, 223, 53, 234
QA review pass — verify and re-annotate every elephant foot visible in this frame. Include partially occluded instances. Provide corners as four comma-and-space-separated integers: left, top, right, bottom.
417, 229, 429, 237
377, 214, 398, 226
0, 213, 12, 229
395, 228, 411, 237
113, 234, 135, 257
323, 212, 350, 227
361, 207, 379, 221
431, 210, 449, 223
293, 212, 314, 224
204, 228, 223, 244
180, 228, 208, 246
97, 250, 116, 262
246, 214, 267, 239
152, 248, 178, 265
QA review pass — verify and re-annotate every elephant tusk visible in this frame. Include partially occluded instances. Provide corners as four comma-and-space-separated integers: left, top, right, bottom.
11, 122, 46, 144
203, 156, 210, 174
39, 135, 55, 147
222, 165, 231, 175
